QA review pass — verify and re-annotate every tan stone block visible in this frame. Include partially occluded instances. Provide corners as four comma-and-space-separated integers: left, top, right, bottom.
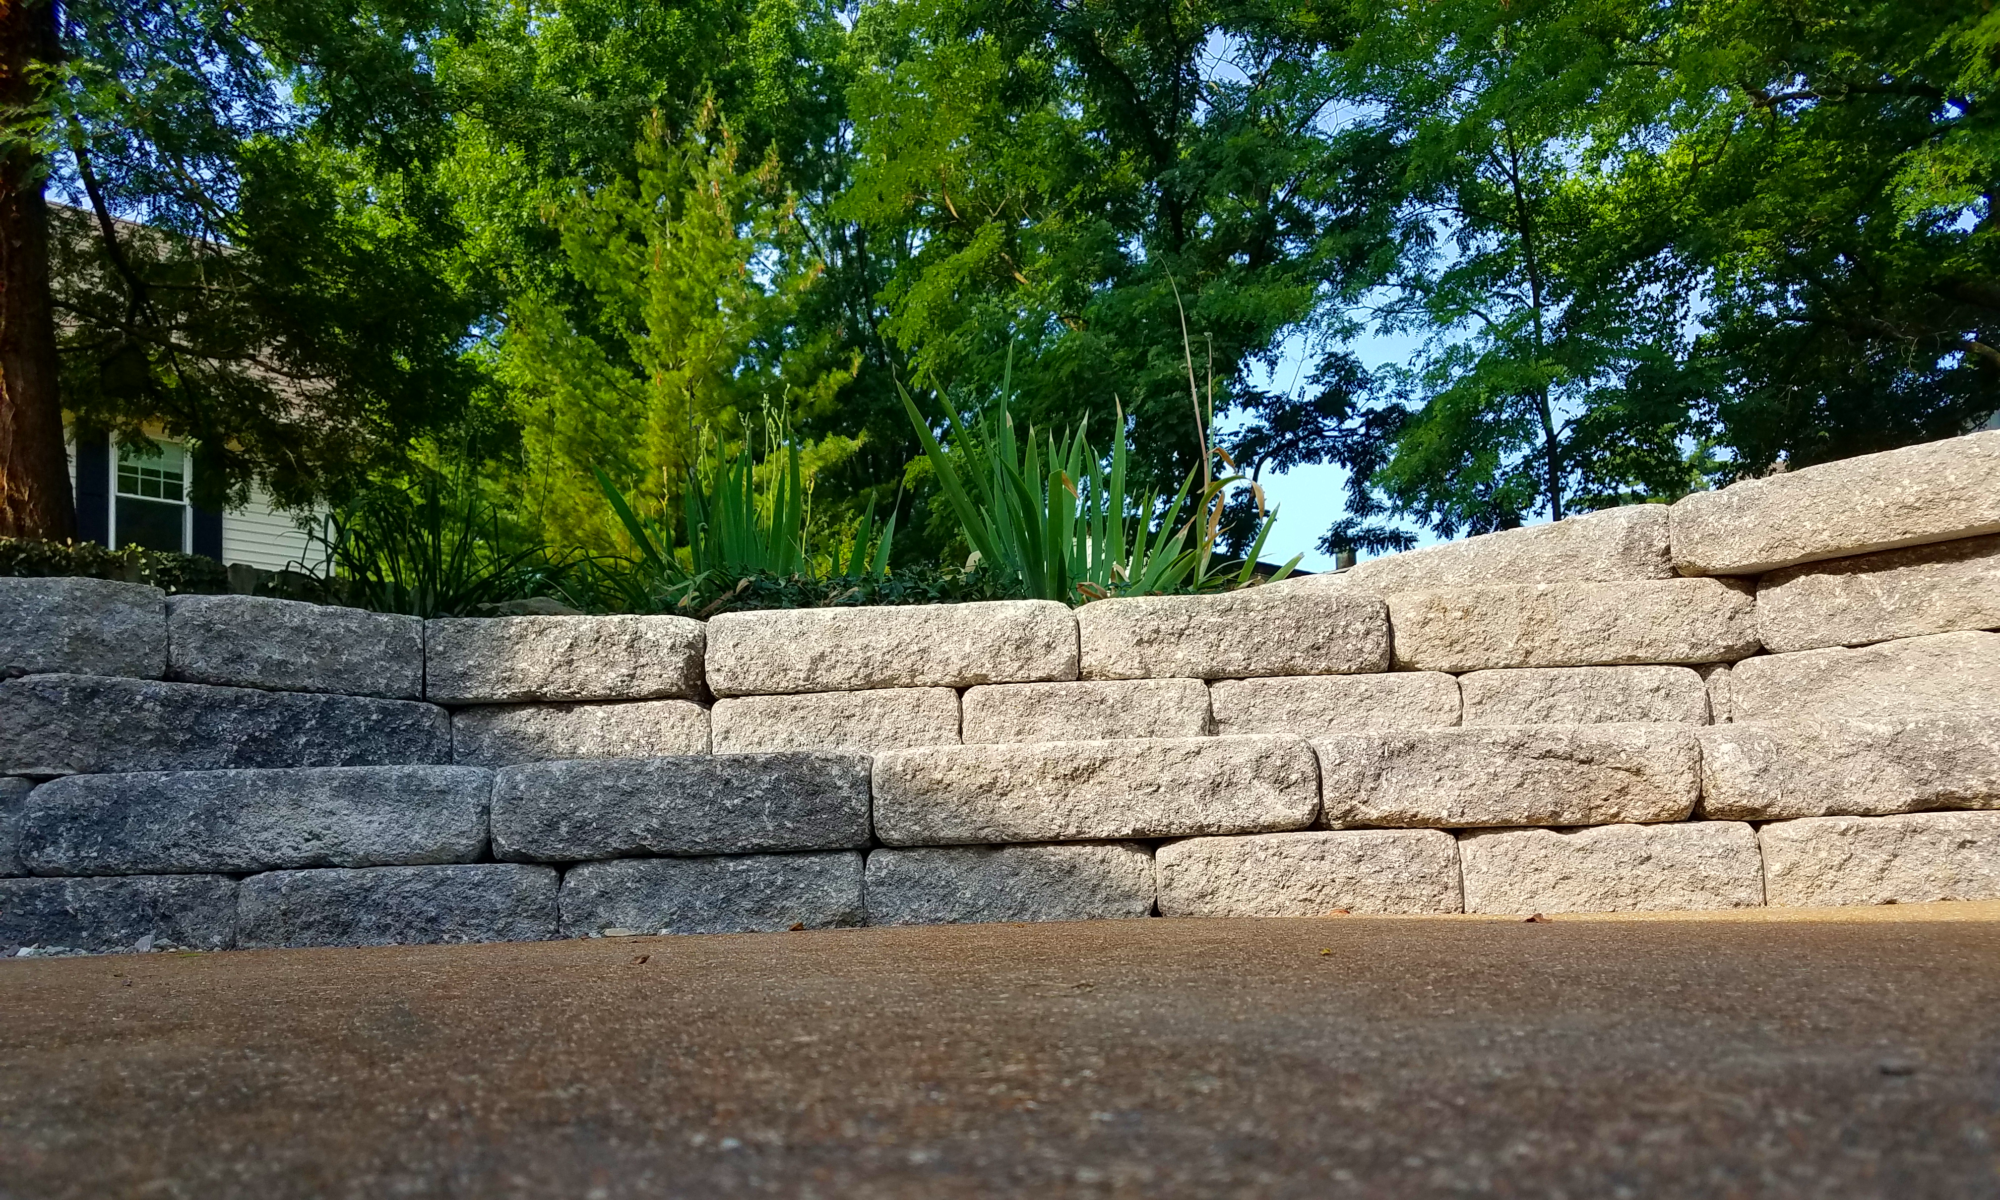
1386, 579, 1759, 672
1760, 811, 2000, 906
872, 735, 1318, 846
961, 679, 1209, 744
1459, 823, 1764, 914
1310, 504, 1672, 592
1728, 631, 2000, 721
1458, 666, 1709, 726
1154, 830, 1462, 916
710, 688, 959, 754
426, 615, 705, 704
1698, 716, 2000, 820
1208, 673, 1460, 737
1075, 587, 1389, 680
704, 601, 1076, 696
452, 700, 710, 766
1755, 534, 2000, 653
1315, 725, 1700, 829
1696, 663, 1733, 724
1670, 429, 2000, 575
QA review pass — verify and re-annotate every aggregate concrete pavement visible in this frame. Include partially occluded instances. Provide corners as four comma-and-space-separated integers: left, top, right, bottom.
3, 905, 1999, 1198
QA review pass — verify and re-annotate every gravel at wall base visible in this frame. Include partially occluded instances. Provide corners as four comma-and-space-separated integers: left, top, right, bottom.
0, 874, 236, 952
235, 864, 559, 948
1755, 534, 2000, 653
1154, 830, 1462, 916
0, 577, 166, 681
960, 679, 1210, 743
1759, 811, 2000, 907
1727, 630, 2000, 722
425, 615, 705, 705
1699, 716, 2000, 821
1316, 726, 1701, 829
1457, 666, 1710, 726
1075, 588, 1391, 680
491, 753, 872, 862
1458, 823, 1765, 914
559, 852, 864, 936
166, 594, 423, 698
710, 688, 960, 754
705, 601, 1078, 696
1307, 504, 1673, 591
871, 736, 1319, 846
0, 778, 31, 876
0, 674, 452, 776
1670, 429, 2000, 575
1207, 673, 1461, 737
1385, 579, 1760, 672
18, 766, 490, 876
863, 843, 1156, 925
452, 700, 710, 766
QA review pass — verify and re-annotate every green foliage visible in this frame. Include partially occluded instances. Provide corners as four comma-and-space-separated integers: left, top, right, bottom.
0, 537, 229, 594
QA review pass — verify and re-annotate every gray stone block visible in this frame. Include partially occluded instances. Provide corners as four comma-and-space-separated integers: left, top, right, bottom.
452, 700, 710, 766
0, 674, 451, 775
1208, 673, 1460, 737
559, 852, 864, 936
1756, 534, 2000, 653
1458, 666, 1710, 726
425, 615, 705, 704
1316, 725, 1700, 829
1309, 504, 1673, 592
960, 679, 1210, 744
235, 864, 559, 948
1075, 587, 1390, 680
1728, 630, 2000, 721
1699, 716, 2000, 821
0, 875, 235, 952
0, 576, 166, 681
864, 843, 1156, 925
710, 688, 960, 754
19, 766, 489, 876
1760, 811, 2000, 907
0, 777, 30, 876
1386, 579, 1759, 672
1459, 822, 1765, 914
873, 735, 1319, 846
1671, 429, 2000, 576
705, 601, 1077, 695
492, 753, 872, 862
1155, 830, 1462, 916
166, 594, 423, 697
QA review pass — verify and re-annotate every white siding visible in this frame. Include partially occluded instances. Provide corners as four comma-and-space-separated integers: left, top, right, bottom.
222, 482, 320, 572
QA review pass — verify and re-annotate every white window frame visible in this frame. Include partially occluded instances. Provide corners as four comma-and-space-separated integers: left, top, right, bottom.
109, 437, 192, 555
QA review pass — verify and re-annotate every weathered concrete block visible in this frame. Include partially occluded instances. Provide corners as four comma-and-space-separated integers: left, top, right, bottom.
167, 594, 423, 698
560, 852, 864, 936
19, 766, 488, 876
1208, 673, 1460, 737
425, 615, 704, 704
0, 674, 451, 775
1154, 830, 1461, 916
1760, 811, 2000, 907
1671, 430, 2000, 575
705, 601, 1075, 696
1757, 535, 2000, 653
961, 679, 1210, 744
1458, 666, 1710, 726
1316, 726, 1700, 829
865, 843, 1156, 925
0, 875, 235, 952
1459, 822, 1764, 914
0, 777, 30, 876
452, 700, 709, 766
1696, 663, 1733, 724
1075, 588, 1390, 680
492, 753, 871, 862
236, 864, 558, 948
1385, 579, 1759, 672
1699, 716, 2000, 821
0, 576, 165, 680
711, 688, 959, 754
873, 736, 1318, 846
1728, 631, 2000, 721
1313, 505, 1672, 592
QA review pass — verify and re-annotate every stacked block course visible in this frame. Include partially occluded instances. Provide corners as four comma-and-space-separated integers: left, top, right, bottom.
5, 431, 2000, 954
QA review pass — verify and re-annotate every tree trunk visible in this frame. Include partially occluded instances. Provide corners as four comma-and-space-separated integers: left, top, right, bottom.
0, 0, 75, 541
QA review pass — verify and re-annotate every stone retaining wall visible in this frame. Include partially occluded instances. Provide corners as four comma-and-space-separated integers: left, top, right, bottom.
5, 430, 2000, 954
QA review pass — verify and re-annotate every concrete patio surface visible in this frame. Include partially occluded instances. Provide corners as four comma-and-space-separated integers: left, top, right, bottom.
3, 903, 1998, 1198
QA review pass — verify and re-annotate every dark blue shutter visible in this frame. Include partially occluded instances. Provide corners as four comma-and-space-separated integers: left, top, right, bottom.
73, 429, 110, 547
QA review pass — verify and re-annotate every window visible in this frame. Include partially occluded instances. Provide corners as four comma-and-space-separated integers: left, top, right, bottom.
114, 439, 189, 553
